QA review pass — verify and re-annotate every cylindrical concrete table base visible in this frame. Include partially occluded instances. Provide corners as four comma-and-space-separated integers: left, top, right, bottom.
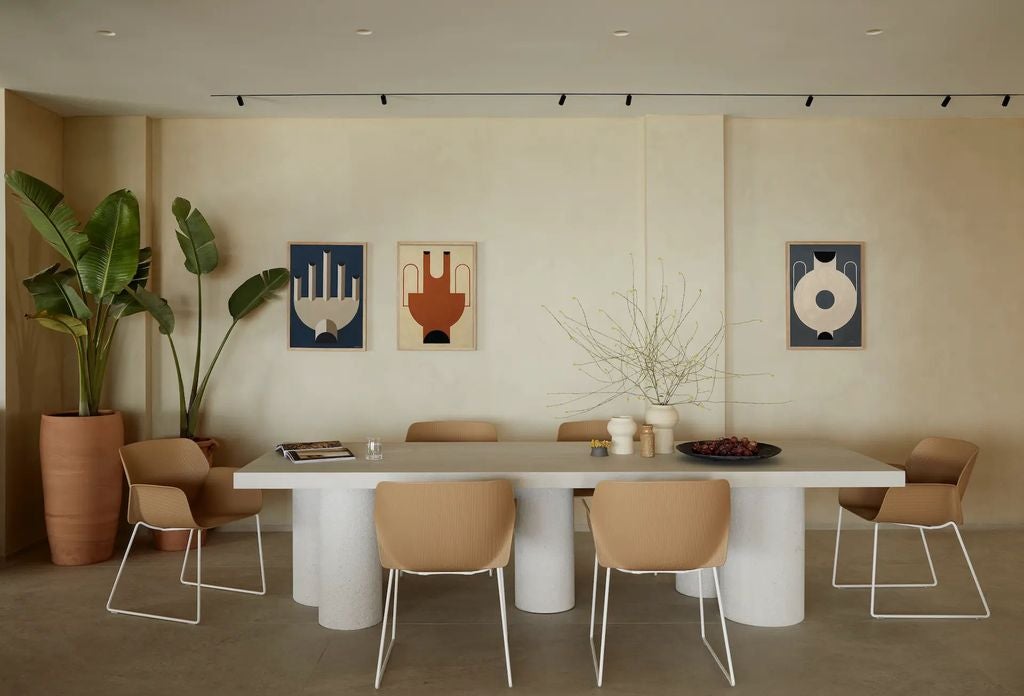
720, 487, 805, 627
292, 489, 321, 607
514, 488, 575, 613
675, 568, 717, 598
317, 489, 383, 630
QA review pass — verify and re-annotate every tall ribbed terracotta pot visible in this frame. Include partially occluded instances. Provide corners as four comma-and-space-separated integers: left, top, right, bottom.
39, 411, 124, 566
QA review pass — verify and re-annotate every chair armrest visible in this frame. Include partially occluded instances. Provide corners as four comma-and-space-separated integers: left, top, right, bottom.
876, 484, 962, 526
200, 467, 262, 518
128, 484, 198, 529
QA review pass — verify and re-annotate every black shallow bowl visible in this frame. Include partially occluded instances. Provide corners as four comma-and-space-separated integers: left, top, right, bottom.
676, 441, 782, 463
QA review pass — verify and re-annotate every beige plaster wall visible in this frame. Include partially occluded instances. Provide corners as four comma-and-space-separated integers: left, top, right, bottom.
3, 91, 65, 554
725, 118, 1024, 527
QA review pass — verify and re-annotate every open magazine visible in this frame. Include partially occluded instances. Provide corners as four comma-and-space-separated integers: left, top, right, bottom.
275, 440, 356, 463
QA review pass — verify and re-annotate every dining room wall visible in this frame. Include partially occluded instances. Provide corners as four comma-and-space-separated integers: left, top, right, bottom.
725, 118, 1024, 526
3, 91, 67, 554
49, 109, 1024, 531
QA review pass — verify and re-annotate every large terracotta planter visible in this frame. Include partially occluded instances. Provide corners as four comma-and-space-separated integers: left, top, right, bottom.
152, 436, 219, 552
39, 411, 125, 566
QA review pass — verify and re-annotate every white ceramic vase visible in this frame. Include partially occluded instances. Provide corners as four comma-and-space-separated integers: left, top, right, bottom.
644, 404, 679, 454
607, 416, 637, 455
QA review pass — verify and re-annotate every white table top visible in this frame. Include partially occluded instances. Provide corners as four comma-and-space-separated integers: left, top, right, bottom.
234, 440, 903, 490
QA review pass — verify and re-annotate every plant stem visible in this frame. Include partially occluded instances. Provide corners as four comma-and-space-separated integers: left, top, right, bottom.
186, 321, 237, 437
167, 335, 189, 437
189, 272, 202, 407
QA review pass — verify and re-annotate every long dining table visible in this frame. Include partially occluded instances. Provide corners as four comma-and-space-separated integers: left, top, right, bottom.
235, 440, 902, 630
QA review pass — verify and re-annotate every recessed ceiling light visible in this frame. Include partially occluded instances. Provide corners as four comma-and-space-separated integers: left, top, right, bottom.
865, 28, 884, 36
95, 29, 116, 37
612, 30, 630, 37
355, 28, 373, 36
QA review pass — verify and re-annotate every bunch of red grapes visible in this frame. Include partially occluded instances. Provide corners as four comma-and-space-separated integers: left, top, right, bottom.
692, 436, 760, 457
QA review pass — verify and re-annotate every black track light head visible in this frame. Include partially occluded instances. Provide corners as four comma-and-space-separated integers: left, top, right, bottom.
1003, 95, 1011, 107
236, 95, 244, 107
941, 95, 951, 108
380, 94, 387, 106
625, 94, 632, 106
558, 94, 566, 106
805, 95, 814, 108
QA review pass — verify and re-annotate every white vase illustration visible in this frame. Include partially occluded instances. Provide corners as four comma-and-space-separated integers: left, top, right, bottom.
292, 249, 361, 343
792, 251, 858, 340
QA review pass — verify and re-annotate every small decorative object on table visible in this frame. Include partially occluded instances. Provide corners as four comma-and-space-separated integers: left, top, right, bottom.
589, 439, 610, 457
638, 425, 655, 458
366, 437, 383, 461
607, 416, 637, 455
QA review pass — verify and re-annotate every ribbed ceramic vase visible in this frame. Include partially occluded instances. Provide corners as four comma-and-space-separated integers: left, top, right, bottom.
607, 416, 637, 455
39, 411, 124, 566
644, 404, 679, 454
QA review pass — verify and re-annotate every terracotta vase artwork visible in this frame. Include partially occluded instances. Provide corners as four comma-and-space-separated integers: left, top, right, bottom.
39, 411, 125, 566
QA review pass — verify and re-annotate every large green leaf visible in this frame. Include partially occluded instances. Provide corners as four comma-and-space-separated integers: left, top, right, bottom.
172, 197, 219, 275
127, 287, 175, 335
27, 311, 88, 337
228, 268, 288, 321
5, 170, 88, 264
79, 189, 141, 299
109, 247, 152, 316
23, 263, 91, 319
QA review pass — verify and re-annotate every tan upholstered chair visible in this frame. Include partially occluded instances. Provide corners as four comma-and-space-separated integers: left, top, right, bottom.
373, 480, 516, 688
556, 419, 611, 443
587, 480, 735, 687
405, 420, 498, 442
106, 439, 265, 625
832, 437, 989, 619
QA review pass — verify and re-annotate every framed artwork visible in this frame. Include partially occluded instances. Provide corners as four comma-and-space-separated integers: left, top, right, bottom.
288, 242, 366, 350
398, 241, 476, 350
787, 242, 864, 349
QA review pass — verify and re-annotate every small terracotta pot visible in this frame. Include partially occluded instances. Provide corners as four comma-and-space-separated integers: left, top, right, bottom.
39, 411, 125, 566
151, 436, 219, 552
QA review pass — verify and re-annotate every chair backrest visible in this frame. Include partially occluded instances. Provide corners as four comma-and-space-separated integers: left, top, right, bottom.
557, 420, 610, 442
904, 437, 980, 499
556, 419, 640, 442
374, 480, 516, 572
119, 438, 210, 501
406, 420, 498, 442
590, 480, 730, 572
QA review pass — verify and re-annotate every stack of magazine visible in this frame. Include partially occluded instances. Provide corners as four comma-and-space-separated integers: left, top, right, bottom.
276, 440, 356, 463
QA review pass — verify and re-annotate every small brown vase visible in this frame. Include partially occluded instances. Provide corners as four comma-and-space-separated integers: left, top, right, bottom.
39, 411, 125, 566
152, 436, 219, 552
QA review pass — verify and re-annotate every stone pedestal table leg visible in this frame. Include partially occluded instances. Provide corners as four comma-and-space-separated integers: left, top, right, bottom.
292, 489, 320, 607
720, 487, 805, 627
675, 568, 717, 598
318, 489, 382, 630
514, 488, 575, 613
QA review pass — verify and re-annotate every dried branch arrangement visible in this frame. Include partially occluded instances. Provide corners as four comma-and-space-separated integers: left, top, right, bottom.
546, 262, 758, 415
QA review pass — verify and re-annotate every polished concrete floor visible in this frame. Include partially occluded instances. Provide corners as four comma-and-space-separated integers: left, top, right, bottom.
1, 527, 1022, 696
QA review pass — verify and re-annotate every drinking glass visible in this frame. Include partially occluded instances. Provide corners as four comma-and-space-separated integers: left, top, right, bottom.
366, 437, 383, 461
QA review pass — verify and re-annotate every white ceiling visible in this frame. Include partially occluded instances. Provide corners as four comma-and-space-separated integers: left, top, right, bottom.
1, 0, 1022, 118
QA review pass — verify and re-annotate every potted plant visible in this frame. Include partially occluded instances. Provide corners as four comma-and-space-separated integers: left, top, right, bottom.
130, 197, 287, 549
6, 170, 150, 565
547, 263, 754, 454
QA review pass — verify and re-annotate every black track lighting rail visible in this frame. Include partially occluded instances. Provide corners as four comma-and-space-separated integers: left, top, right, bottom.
218, 90, 1021, 109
